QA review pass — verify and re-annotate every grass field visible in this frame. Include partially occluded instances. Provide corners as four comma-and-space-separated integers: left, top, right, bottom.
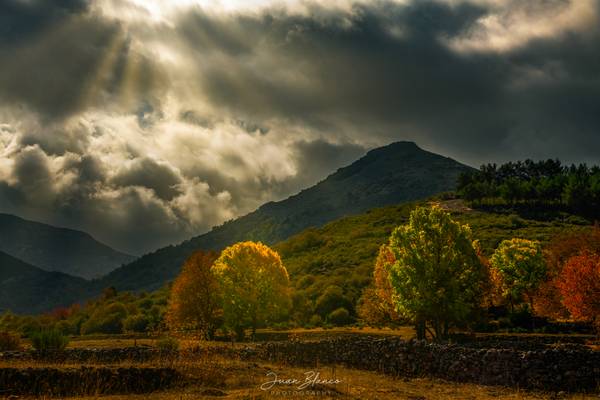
3, 351, 597, 399
22, 356, 599, 400
2, 330, 598, 399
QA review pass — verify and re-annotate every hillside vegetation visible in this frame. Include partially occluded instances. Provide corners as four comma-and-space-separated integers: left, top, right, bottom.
457, 159, 600, 217
0, 252, 90, 314
275, 199, 591, 323
0, 198, 594, 334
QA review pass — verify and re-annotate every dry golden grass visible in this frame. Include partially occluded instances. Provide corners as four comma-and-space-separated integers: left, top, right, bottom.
263, 326, 416, 339
3, 335, 598, 399
55, 359, 598, 400
4, 354, 595, 399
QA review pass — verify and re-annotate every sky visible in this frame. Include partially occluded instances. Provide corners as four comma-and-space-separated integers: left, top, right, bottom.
0, 0, 599, 255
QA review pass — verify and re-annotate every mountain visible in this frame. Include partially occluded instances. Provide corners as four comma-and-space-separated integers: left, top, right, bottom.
0, 251, 90, 314
98, 141, 474, 292
0, 214, 135, 279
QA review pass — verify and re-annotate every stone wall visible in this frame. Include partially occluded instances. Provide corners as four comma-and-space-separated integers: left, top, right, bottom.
0, 367, 179, 396
0, 337, 597, 393
242, 337, 599, 392
0, 347, 172, 363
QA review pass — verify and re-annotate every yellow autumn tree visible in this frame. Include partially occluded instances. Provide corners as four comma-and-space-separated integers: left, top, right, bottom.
166, 250, 221, 339
212, 242, 291, 340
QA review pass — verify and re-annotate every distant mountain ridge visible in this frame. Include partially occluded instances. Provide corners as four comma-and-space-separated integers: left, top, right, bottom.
0, 251, 89, 314
98, 141, 474, 292
0, 214, 135, 279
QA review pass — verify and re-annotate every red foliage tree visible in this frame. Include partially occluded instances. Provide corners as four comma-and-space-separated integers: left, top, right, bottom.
535, 225, 600, 319
48, 307, 71, 321
556, 252, 600, 330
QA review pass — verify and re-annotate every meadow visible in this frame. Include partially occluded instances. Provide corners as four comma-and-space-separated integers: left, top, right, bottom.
1, 329, 598, 399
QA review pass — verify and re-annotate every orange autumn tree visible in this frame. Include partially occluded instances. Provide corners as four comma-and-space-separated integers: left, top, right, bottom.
358, 245, 401, 325
535, 225, 600, 319
213, 242, 291, 340
557, 252, 600, 332
167, 250, 221, 339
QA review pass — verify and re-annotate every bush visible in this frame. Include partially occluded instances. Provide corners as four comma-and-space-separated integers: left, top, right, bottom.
156, 336, 179, 352
30, 329, 69, 352
315, 286, 352, 317
54, 320, 77, 336
327, 307, 352, 326
308, 314, 323, 328
0, 331, 22, 351
123, 314, 150, 333
80, 303, 128, 335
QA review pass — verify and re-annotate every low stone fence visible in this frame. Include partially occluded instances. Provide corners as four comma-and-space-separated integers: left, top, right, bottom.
242, 337, 599, 392
1, 337, 597, 392
0, 366, 180, 396
448, 333, 594, 350
0, 347, 172, 363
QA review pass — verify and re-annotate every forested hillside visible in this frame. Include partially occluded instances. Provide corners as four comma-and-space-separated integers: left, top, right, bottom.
0, 251, 90, 314
457, 160, 600, 216
275, 199, 591, 324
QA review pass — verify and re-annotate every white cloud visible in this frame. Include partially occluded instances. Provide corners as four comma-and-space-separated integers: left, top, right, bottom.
446, 0, 599, 53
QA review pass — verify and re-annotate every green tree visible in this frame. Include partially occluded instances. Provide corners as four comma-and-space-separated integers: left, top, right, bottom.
388, 206, 485, 340
213, 242, 291, 340
490, 238, 547, 312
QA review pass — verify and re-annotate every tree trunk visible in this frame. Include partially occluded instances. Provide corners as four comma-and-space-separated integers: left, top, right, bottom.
206, 325, 215, 341
416, 316, 426, 340
235, 326, 245, 342
443, 320, 449, 340
528, 294, 536, 331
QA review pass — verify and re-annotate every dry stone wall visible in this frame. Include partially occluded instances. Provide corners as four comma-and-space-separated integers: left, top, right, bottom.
0, 366, 179, 396
242, 337, 599, 392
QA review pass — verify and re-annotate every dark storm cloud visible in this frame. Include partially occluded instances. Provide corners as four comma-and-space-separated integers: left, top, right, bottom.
112, 157, 183, 200
178, 2, 494, 121
65, 155, 106, 183
1, 0, 599, 255
175, 0, 600, 165
0, 1, 167, 119
12, 147, 53, 194
0, 0, 90, 43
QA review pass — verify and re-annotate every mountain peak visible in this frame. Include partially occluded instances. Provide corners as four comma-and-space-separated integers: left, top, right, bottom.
97, 142, 473, 294
372, 140, 420, 152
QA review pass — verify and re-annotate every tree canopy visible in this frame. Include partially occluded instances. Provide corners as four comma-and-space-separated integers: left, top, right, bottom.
212, 241, 291, 340
166, 250, 221, 339
557, 252, 600, 331
457, 160, 600, 216
358, 245, 401, 325
388, 206, 485, 340
490, 238, 546, 312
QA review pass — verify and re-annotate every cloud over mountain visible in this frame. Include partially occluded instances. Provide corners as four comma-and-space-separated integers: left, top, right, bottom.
0, 0, 599, 253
